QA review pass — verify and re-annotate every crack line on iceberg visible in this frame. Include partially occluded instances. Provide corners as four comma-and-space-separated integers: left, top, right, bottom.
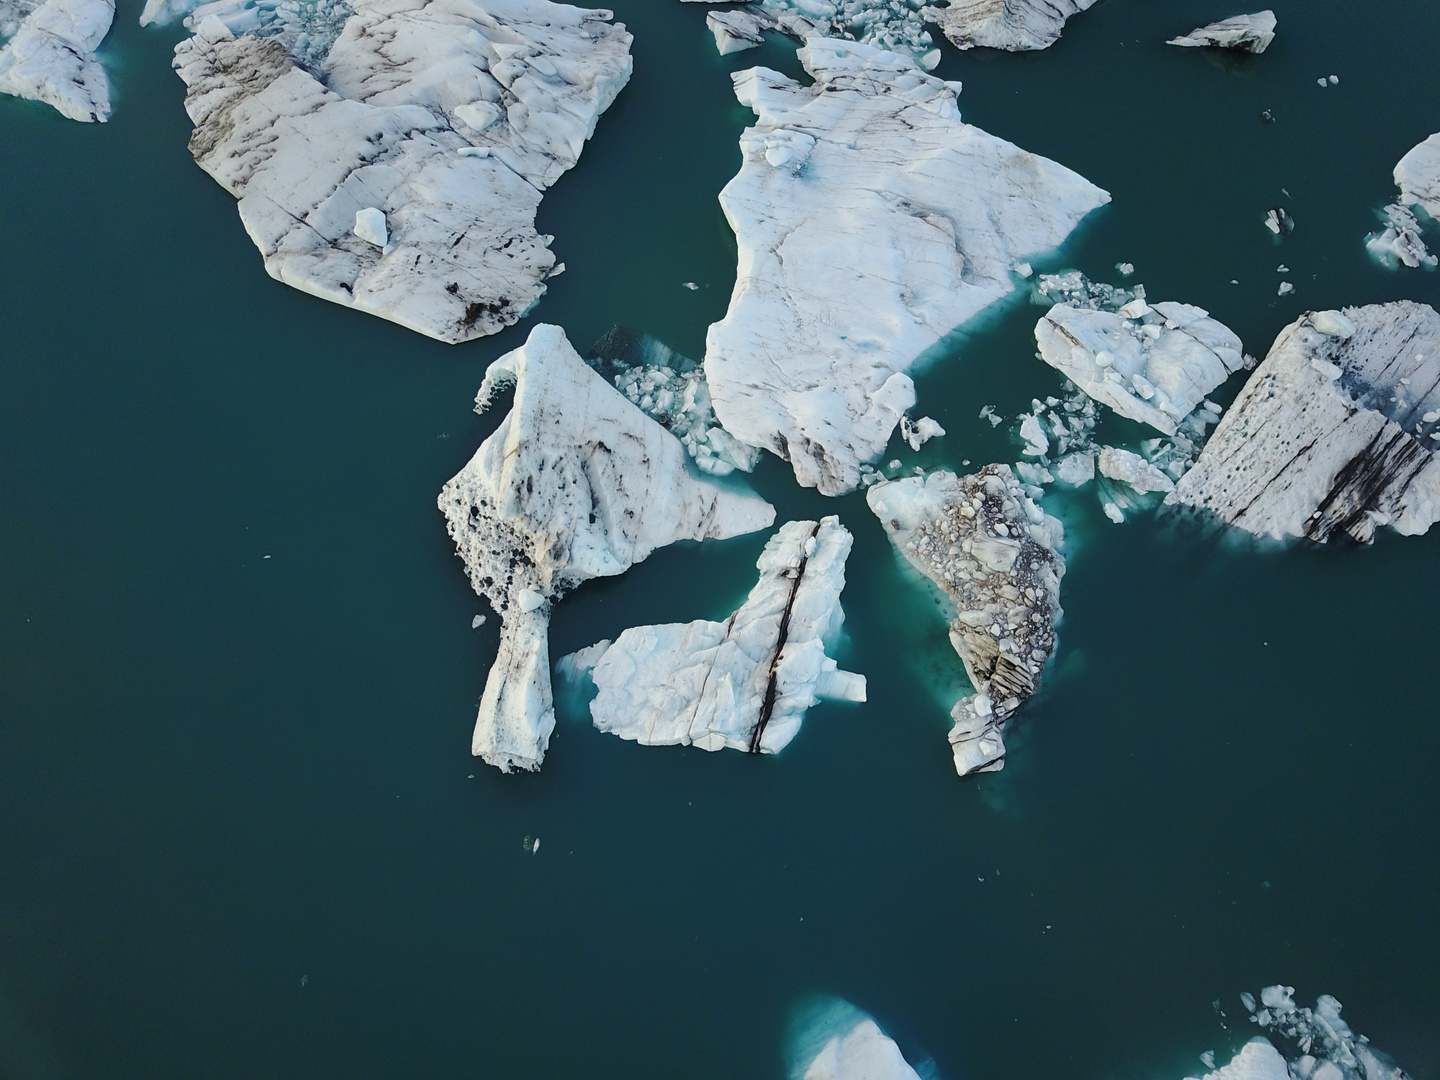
748, 520, 822, 754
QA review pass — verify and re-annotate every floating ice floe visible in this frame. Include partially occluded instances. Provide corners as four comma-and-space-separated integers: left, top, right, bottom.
1034, 281, 1249, 436
172, 0, 632, 343
924, 0, 1097, 52
686, 0, 940, 69
868, 466, 1064, 776
584, 326, 762, 477
794, 1003, 923, 1080
0, 0, 113, 121
705, 38, 1109, 495
1367, 133, 1440, 269
1169, 302, 1440, 543
1167, 11, 1276, 54
560, 517, 863, 755
437, 324, 774, 772
900, 415, 946, 451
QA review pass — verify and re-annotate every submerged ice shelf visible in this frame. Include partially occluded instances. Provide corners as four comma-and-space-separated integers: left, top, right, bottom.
705, 37, 1109, 495
438, 324, 773, 772
0, 0, 113, 121
560, 517, 863, 755
1171, 302, 1440, 543
171, 0, 631, 343
867, 466, 1064, 776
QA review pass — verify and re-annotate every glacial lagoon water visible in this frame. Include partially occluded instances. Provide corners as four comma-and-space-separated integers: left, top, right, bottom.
2, 1, 1438, 1077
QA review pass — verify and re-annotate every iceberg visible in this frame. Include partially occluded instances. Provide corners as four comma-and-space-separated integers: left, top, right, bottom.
561, 517, 863, 755
437, 324, 775, 772
924, 0, 1097, 52
1367, 133, 1440, 269
686, 0, 939, 69
0, 0, 113, 121
1169, 302, 1440, 543
172, 0, 632, 343
1035, 297, 1249, 436
867, 466, 1064, 776
790, 999, 923, 1080
1167, 11, 1276, 54
1394, 132, 1440, 219
706, 37, 1109, 495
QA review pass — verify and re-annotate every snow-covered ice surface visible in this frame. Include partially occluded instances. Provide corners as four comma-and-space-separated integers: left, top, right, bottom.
1035, 293, 1249, 436
1394, 132, 1440, 219
1368, 133, 1440, 270
686, 0, 939, 68
705, 38, 1109, 495
867, 466, 1064, 776
790, 999, 924, 1080
1170, 302, 1440, 543
584, 326, 762, 477
1166, 11, 1276, 54
172, 0, 632, 343
925, 0, 1097, 52
437, 324, 774, 772
560, 517, 863, 755
0, 0, 113, 121
144, 0, 352, 68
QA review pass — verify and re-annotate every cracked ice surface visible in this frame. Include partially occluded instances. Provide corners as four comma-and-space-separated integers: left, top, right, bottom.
705, 37, 1109, 495
561, 517, 863, 755
173, 0, 632, 342
925, 0, 1097, 52
1170, 302, 1440, 543
0, 0, 113, 121
868, 466, 1064, 776
437, 324, 774, 772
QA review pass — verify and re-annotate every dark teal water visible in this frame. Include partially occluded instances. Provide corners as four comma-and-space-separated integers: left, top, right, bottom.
2, 2, 1438, 1078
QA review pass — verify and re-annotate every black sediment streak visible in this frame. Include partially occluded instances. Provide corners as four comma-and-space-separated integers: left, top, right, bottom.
749, 522, 822, 754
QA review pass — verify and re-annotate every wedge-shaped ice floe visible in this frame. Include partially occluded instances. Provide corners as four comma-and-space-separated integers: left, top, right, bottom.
1169, 302, 1440, 543
0, 0, 113, 121
173, 0, 632, 343
794, 1002, 923, 1080
868, 466, 1064, 776
924, 0, 1097, 52
1035, 299, 1249, 436
1167, 11, 1276, 54
438, 324, 774, 772
688, 0, 939, 69
561, 516, 863, 755
706, 38, 1109, 496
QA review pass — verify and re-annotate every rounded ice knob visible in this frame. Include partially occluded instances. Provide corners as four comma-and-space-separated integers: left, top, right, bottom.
354, 207, 388, 248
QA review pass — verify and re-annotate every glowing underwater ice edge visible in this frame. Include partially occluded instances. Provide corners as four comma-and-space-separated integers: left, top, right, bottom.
705, 36, 1109, 496
437, 324, 774, 773
0, 0, 114, 121
559, 517, 864, 756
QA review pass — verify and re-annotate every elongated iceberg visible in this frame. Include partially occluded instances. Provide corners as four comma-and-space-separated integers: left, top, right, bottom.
562, 517, 863, 755
0, 0, 113, 121
925, 0, 1097, 52
1167, 11, 1276, 54
1035, 298, 1249, 435
706, 37, 1109, 495
868, 466, 1064, 776
173, 0, 632, 343
438, 324, 774, 772
1169, 302, 1440, 543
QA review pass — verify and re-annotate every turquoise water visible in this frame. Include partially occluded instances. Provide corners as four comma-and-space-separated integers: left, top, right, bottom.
1, 1, 1438, 1078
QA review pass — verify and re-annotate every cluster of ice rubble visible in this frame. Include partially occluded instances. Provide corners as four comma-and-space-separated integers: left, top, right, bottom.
1170, 301, 1440, 543
0, 0, 114, 121
1367, 133, 1440, 270
168, 0, 631, 343
690, 0, 939, 68
1167, 11, 1276, 55
867, 466, 1064, 776
584, 326, 762, 477
437, 324, 774, 772
705, 37, 1109, 495
560, 516, 865, 755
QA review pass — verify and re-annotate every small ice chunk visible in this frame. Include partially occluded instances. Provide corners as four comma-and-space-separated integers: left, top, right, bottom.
1317, 77, 1328, 87
1102, 501, 1125, 523
1116, 262, 1135, 276
901, 415, 946, 450
354, 207, 388, 247
471, 614, 487, 628
1276, 264, 1289, 272
1310, 310, 1354, 338
1055, 451, 1095, 485
682, 282, 699, 290
1098, 446, 1175, 493
1278, 281, 1294, 296
1241, 992, 1257, 1013
1328, 74, 1338, 84
1014, 261, 1033, 278
454, 101, 501, 131
517, 587, 546, 612
1019, 415, 1049, 456
979, 405, 1003, 427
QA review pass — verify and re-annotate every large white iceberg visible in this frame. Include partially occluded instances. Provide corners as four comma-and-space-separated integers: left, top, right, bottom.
0, 0, 113, 121
172, 0, 632, 343
1035, 298, 1249, 435
438, 324, 774, 772
924, 0, 1097, 52
705, 37, 1109, 495
867, 466, 1064, 776
1167, 11, 1276, 54
561, 516, 864, 755
1169, 302, 1440, 543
